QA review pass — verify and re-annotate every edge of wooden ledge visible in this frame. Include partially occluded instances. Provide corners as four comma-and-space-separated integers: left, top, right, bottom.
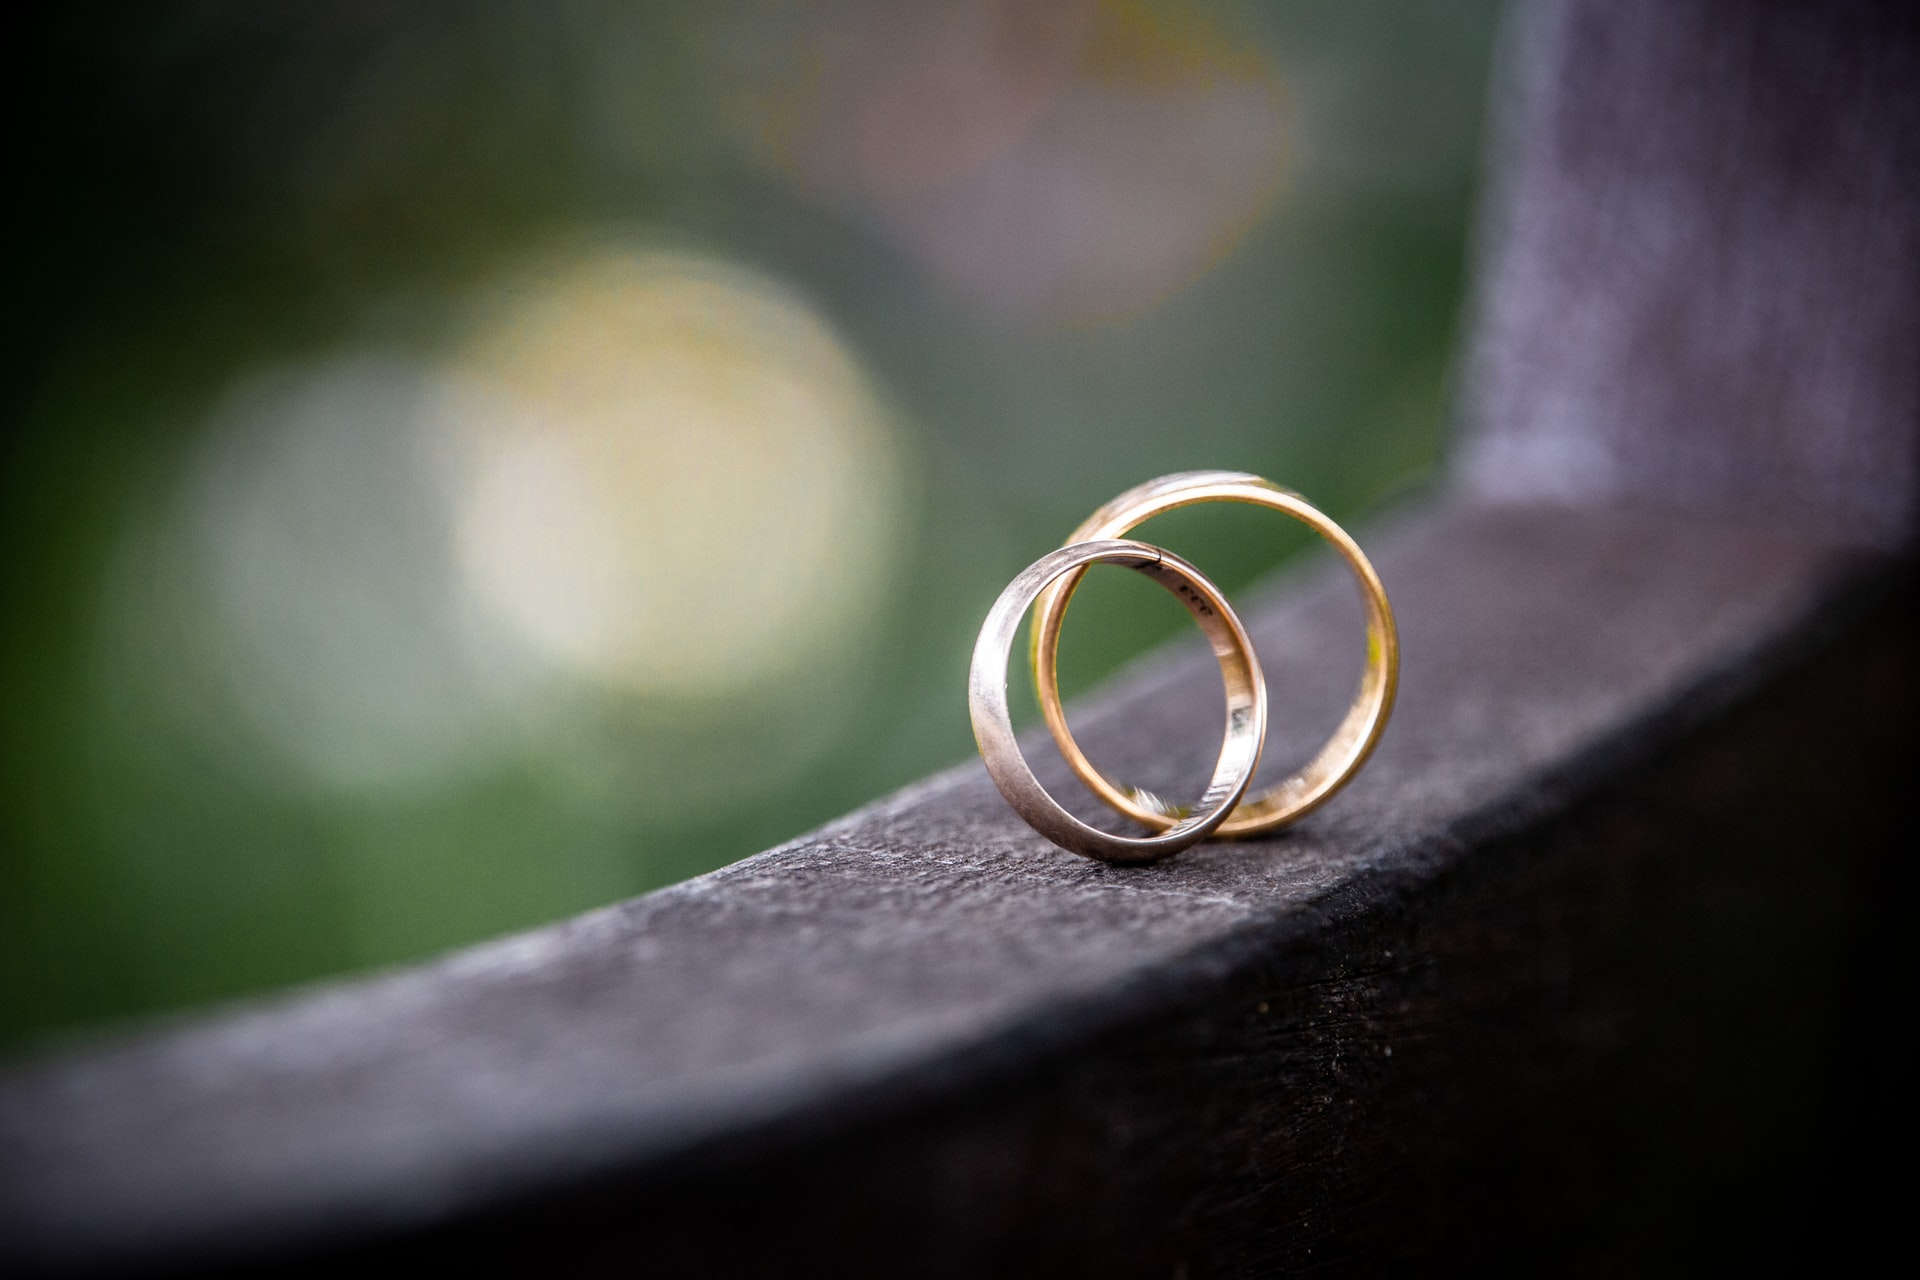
0, 495, 1902, 1273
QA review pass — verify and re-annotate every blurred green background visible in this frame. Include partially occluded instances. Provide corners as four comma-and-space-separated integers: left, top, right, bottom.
1, 1, 1502, 1053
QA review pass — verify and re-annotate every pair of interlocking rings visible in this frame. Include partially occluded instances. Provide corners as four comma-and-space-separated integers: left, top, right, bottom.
969, 471, 1399, 863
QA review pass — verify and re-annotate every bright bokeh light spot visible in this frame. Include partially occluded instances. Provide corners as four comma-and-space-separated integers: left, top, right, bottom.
97, 359, 542, 793
449, 244, 904, 697
98, 242, 903, 798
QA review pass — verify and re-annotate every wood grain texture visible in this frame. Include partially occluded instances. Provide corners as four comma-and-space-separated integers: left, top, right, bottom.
0, 500, 1904, 1273
1459, 0, 1920, 544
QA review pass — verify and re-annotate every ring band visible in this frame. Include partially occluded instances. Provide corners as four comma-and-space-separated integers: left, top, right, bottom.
969, 538, 1267, 863
1029, 471, 1398, 837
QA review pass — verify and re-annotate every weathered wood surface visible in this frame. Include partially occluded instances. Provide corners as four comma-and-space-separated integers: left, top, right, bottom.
6, 0, 1919, 1272
1460, 0, 1920, 543
0, 499, 1906, 1273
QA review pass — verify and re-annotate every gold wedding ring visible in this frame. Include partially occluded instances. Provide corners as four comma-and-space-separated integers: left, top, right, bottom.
1030, 471, 1397, 838
969, 539, 1267, 863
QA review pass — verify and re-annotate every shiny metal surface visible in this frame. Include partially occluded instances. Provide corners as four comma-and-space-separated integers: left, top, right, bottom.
1030, 472, 1397, 836
970, 538, 1266, 862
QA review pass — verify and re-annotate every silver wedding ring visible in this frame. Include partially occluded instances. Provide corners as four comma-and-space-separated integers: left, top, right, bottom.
967, 538, 1267, 863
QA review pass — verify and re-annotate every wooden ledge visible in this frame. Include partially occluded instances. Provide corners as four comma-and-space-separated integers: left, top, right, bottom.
1, 495, 1908, 1274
